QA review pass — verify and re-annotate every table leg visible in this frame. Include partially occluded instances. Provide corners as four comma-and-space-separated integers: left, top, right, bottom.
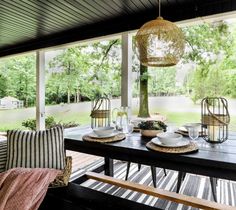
104, 157, 114, 177
210, 177, 217, 202
176, 171, 184, 193
151, 166, 157, 188
125, 162, 131, 180
138, 163, 142, 171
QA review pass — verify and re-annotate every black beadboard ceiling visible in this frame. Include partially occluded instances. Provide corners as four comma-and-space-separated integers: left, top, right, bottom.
0, 0, 236, 57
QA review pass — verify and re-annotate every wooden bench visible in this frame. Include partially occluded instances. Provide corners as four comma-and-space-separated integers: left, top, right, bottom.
39, 172, 236, 210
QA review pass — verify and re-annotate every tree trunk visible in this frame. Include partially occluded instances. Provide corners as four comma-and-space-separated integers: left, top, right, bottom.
77, 89, 80, 103
74, 91, 77, 103
67, 89, 70, 104
56, 87, 59, 103
138, 64, 150, 117
25, 97, 28, 108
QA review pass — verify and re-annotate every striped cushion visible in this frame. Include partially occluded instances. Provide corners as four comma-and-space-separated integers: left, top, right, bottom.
0, 140, 7, 172
6, 126, 65, 170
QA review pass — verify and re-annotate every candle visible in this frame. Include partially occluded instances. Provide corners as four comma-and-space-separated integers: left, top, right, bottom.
208, 126, 219, 141
98, 118, 103, 127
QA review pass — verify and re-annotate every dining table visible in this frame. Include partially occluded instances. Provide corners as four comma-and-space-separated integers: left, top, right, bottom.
64, 126, 236, 184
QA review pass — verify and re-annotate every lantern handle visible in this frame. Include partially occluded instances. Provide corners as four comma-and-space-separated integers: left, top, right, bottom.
205, 98, 230, 125
221, 98, 230, 124
90, 98, 104, 118
92, 98, 104, 112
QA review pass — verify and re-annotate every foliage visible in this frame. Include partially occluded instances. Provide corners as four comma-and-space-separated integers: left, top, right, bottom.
0, 55, 36, 107
22, 116, 56, 130
183, 21, 236, 102
148, 67, 177, 96
47, 40, 121, 103
224, 73, 236, 97
138, 120, 167, 131
22, 116, 79, 130
0, 74, 7, 98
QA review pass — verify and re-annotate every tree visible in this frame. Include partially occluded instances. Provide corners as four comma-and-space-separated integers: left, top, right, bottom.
138, 64, 150, 117
149, 67, 177, 96
0, 74, 7, 98
183, 21, 234, 102
0, 55, 36, 107
47, 40, 121, 104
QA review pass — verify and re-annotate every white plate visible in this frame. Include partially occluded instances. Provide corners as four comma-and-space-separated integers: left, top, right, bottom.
87, 131, 119, 139
178, 126, 188, 132
151, 137, 190, 148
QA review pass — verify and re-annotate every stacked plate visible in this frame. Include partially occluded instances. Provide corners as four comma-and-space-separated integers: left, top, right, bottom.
87, 127, 119, 139
176, 124, 202, 137
87, 131, 119, 139
151, 132, 190, 148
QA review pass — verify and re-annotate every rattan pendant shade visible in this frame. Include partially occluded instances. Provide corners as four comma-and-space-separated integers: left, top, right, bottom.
136, 15, 185, 67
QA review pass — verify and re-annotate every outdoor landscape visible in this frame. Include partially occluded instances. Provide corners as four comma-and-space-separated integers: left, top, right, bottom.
1, 20, 236, 131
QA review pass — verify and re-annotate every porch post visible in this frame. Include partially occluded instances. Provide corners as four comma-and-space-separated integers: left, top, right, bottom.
121, 32, 132, 118
36, 51, 45, 130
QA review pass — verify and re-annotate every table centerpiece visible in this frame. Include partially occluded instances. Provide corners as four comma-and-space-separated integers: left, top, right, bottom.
138, 120, 167, 137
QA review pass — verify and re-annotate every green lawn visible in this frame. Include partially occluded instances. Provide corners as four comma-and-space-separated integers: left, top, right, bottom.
1, 105, 236, 131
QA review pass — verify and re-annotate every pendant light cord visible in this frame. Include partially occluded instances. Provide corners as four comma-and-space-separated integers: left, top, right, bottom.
158, 0, 161, 17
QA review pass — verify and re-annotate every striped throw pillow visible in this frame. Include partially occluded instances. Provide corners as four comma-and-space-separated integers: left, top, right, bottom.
0, 140, 7, 172
6, 126, 65, 170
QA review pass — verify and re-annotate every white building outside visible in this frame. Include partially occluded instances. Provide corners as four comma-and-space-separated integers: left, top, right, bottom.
0, 96, 24, 109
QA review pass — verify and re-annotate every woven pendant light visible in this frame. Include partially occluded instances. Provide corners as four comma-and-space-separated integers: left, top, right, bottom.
136, 0, 185, 67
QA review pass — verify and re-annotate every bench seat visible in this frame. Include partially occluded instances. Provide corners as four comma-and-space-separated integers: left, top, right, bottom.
39, 172, 236, 210
39, 182, 160, 210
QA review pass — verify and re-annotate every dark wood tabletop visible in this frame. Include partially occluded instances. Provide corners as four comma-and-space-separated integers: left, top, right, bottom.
65, 130, 236, 181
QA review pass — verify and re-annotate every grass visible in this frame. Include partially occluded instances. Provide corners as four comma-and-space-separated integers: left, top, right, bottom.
1, 104, 236, 131
132, 108, 200, 125
133, 108, 236, 131
0, 123, 24, 131
51, 111, 91, 125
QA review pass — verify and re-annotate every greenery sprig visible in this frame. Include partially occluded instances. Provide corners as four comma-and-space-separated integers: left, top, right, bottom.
138, 120, 167, 131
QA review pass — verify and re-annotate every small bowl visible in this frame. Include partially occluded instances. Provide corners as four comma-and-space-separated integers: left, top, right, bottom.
141, 129, 163, 138
156, 132, 182, 145
93, 126, 115, 137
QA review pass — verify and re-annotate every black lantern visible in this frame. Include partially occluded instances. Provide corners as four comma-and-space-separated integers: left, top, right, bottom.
90, 96, 111, 128
201, 97, 230, 143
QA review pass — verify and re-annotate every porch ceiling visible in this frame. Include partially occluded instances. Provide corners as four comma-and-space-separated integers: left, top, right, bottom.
0, 0, 235, 57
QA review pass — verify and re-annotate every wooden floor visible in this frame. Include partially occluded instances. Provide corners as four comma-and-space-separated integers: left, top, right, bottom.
66, 150, 101, 173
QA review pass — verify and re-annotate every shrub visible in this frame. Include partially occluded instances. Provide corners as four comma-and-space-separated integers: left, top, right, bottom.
22, 116, 56, 130
22, 116, 79, 130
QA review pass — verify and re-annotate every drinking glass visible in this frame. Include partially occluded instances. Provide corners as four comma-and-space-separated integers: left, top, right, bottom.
166, 123, 177, 133
184, 123, 201, 143
127, 122, 134, 136
188, 126, 199, 141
